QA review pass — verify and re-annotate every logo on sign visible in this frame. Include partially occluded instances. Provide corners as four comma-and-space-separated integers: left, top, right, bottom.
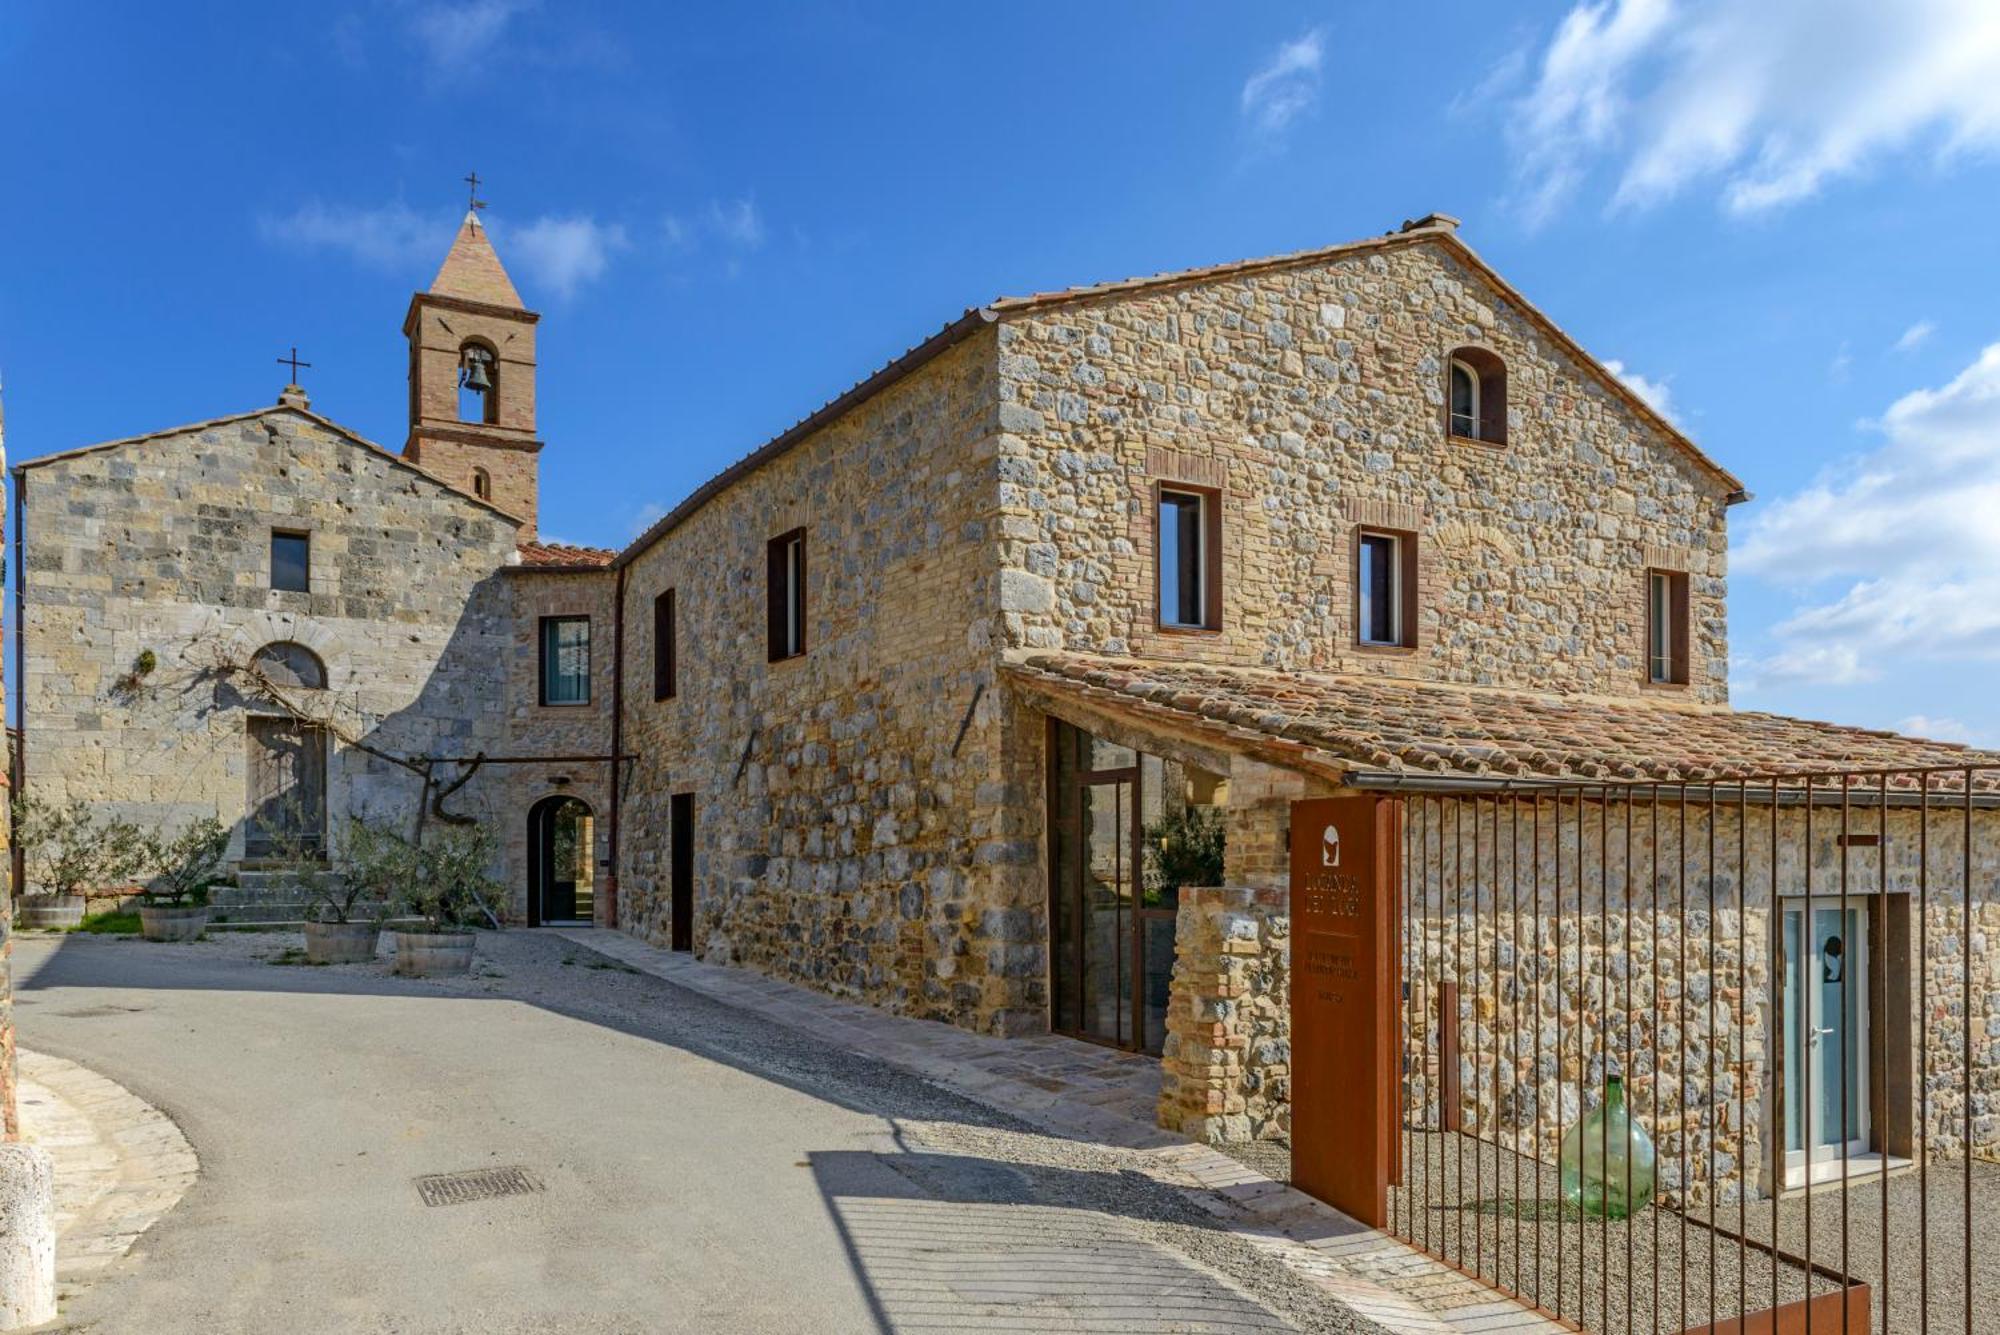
1321, 824, 1341, 867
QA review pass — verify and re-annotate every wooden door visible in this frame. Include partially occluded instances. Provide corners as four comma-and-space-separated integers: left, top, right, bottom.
670, 793, 694, 951
246, 718, 326, 859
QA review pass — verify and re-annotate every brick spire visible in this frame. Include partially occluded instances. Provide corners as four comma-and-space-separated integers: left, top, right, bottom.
428, 211, 524, 309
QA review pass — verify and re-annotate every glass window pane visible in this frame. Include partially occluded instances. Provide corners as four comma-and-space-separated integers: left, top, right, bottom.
1650, 574, 1671, 681
542, 617, 590, 704
271, 532, 309, 592
1450, 364, 1476, 437
1159, 491, 1205, 627
1360, 534, 1397, 644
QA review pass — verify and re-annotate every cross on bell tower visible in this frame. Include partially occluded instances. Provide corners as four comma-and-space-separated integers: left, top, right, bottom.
401, 184, 542, 537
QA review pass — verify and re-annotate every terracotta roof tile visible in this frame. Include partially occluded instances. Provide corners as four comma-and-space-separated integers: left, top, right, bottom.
1003, 653, 2000, 790
514, 541, 615, 569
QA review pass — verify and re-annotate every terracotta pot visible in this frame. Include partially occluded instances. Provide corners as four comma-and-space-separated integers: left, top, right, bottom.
138, 905, 211, 942
303, 921, 381, 964
392, 930, 474, 977
16, 896, 84, 930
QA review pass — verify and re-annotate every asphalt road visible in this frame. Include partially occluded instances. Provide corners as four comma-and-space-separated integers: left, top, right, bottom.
13, 931, 1376, 1335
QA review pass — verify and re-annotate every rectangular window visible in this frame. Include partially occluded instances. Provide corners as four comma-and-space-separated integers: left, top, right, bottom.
539, 615, 591, 705
270, 530, 310, 593
1156, 486, 1221, 630
1357, 529, 1418, 648
1647, 569, 1690, 685
653, 589, 677, 701
766, 529, 806, 661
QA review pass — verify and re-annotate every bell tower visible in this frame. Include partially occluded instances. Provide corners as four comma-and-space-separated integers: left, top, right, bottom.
403, 210, 542, 536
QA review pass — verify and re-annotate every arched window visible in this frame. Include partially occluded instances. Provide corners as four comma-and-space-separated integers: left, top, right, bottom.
251, 641, 327, 690
458, 342, 498, 425
472, 467, 492, 502
1446, 347, 1507, 445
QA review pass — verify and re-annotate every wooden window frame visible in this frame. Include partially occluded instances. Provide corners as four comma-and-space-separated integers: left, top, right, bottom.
653, 588, 677, 702
1354, 526, 1420, 652
1445, 347, 1508, 448
270, 529, 311, 594
1153, 482, 1223, 634
766, 528, 807, 662
1645, 568, 1691, 687
538, 614, 592, 707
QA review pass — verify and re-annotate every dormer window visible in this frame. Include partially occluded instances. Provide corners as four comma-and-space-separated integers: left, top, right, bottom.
458, 343, 498, 425
1446, 347, 1507, 445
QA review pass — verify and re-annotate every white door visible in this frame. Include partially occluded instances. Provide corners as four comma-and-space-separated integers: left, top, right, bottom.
1782, 900, 1869, 1184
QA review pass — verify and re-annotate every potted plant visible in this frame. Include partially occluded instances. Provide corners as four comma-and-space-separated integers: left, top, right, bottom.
390, 823, 500, 977
10, 797, 145, 929
135, 817, 229, 941
294, 820, 392, 964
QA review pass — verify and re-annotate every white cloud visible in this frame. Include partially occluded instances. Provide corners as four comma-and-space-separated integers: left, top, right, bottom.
1895, 320, 1937, 353
491, 215, 628, 300
261, 200, 626, 299
1734, 343, 2000, 684
1504, 0, 2000, 223
1733, 644, 1875, 690
410, 0, 536, 74
1601, 357, 1677, 423
662, 198, 768, 272
1897, 714, 1976, 744
1241, 29, 1324, 138
705, 198, 765, 249
256, 200, 448, 270
626, 502, 667, 539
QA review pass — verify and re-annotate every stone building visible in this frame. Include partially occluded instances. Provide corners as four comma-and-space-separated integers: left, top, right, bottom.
12, 213, 616, 924
15, 209, 1997, 1210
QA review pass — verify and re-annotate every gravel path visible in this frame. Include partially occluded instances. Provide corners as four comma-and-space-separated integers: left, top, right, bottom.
19, 929, 1387, 1333
1215, 1126, 1996, 1333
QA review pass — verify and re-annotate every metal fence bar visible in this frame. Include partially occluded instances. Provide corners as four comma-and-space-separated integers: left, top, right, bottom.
1963, 769, 1973, 1335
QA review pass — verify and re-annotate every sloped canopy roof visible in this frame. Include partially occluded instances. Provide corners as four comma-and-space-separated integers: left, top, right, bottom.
428, 211, 525, 309
1003, 653, 2000, 790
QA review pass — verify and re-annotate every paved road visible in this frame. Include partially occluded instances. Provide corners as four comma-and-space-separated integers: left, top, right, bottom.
14, 931, 1372, 1334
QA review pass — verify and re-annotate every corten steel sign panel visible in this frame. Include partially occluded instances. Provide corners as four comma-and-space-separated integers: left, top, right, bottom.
1290, 795, 1399, 1227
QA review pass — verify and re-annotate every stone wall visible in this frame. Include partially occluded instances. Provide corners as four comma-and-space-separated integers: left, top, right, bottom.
989, 235, 1735, 702
615, 334, 1051, 1034
14, 408, 608, 915
1405, 796, 2000, 1206
1157, 759, 1318, 1142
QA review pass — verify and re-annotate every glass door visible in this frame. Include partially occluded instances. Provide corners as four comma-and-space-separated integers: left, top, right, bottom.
1782, 900, 1870, 1183
1078, 772, 1138, 1047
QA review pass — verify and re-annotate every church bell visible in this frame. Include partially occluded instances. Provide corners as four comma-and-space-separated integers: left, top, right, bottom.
462, 357, 493, 393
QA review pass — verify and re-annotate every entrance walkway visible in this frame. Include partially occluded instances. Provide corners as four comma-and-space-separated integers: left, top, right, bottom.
557, 928, 1561, 1334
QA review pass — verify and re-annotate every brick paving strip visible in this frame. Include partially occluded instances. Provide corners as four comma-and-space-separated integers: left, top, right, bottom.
16, 1048, 200, 1286
554, 928, 1559, 1334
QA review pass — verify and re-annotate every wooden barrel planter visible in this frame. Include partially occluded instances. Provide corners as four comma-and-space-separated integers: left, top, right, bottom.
138, 905, 211, 942
15, 896, 84, 930
303, 921, 381, 965
392, 930, 474, 977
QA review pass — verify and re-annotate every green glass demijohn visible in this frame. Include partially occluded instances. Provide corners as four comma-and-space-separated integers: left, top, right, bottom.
1558, 1075, 1657, 1219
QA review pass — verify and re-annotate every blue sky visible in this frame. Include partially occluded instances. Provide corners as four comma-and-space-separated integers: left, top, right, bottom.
5, 1, 2000, 742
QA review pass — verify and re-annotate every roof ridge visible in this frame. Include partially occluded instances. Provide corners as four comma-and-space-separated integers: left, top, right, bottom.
11, 403, 524, 525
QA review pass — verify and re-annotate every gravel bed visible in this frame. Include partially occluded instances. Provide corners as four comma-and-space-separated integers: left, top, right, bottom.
1216, 1126, 1997, 1332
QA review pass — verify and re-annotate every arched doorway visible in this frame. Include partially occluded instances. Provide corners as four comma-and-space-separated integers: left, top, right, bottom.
527, 796, 594, 926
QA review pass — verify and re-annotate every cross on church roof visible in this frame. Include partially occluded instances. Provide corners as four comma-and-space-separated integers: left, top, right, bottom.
464, 170, 487, 213
276, 346, 311, 383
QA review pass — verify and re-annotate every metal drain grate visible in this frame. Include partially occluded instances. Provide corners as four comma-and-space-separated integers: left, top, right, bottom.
414, 1166, 544, 1207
